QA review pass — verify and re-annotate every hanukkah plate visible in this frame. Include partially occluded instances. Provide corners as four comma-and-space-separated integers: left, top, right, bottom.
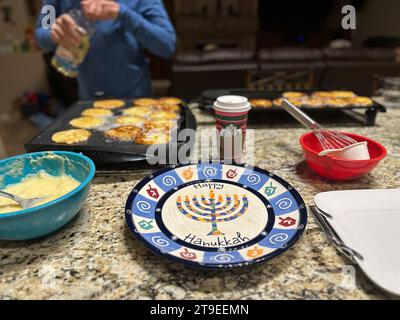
125, 162, 307, 269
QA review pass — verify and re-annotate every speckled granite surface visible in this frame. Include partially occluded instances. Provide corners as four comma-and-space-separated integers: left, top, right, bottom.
1, 106, 399, 300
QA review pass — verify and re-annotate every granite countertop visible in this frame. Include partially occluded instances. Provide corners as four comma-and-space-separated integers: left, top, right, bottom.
1, 106, 399, 300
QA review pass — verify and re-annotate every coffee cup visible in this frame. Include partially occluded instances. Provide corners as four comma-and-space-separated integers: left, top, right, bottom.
213, 96, 251, 163
213, 95, 251, 132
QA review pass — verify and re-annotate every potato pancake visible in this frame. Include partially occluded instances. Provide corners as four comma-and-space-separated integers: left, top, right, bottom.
279, 98, 303, 107
282, 91, 307, 99
133, 98, 158, 106
301, 98, 324, 107
330, 91, 356, 98
324, 98, 349, 108
104, 126, 142, 141
144, 119, 177, 131
272, 98, 283, 107
93, 99, 125, 109
82, 108, 113, 117
249, 99, 273, 108
123, 106, 153, 117
148, 111, 178, 120
52, 129, 91, 144
157, 97, 183, 106
136, 130, 171, 145
312, 91, 334, 98
69, 117, 105, 129
153, 104, 181, 112
347, 96, 373, 106
115, 116, 145, 126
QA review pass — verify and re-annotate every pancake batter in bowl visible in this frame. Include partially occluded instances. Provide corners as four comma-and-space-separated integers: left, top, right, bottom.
0, 171, 80, 214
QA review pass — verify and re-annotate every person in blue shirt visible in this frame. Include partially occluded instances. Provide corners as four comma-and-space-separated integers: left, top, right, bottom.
35, 0, 176, 100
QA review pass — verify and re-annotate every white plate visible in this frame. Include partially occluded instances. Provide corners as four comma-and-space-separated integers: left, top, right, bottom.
314, 189, 400, 296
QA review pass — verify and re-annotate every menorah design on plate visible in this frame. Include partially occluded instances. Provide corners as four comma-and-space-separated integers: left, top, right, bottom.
176, 190, 249, 236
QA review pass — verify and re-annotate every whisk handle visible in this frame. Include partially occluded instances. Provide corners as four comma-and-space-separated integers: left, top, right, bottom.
282, 99, 321, 130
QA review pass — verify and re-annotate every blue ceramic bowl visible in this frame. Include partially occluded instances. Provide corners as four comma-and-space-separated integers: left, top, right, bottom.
0, 151, 95, 240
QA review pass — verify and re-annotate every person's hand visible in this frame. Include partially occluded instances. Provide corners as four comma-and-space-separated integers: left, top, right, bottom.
81, 0, 120, 20
51, 14, 83, 48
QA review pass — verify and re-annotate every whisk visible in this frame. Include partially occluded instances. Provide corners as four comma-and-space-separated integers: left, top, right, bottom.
282, 99, 370, 159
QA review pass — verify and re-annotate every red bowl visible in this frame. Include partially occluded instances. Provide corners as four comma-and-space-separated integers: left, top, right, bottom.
299, 131, 387, 181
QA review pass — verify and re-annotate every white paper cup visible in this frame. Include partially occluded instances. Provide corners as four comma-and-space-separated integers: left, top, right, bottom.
213, 95, 251, 131
319, 141, 370, 160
